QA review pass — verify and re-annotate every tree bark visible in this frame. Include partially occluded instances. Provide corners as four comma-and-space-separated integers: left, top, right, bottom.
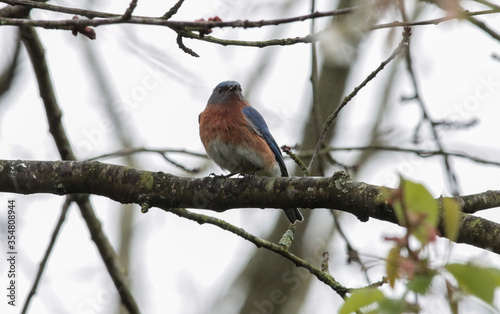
2, 159, 500, 254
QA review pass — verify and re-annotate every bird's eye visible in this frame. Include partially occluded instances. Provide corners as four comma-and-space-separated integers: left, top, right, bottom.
217, 88, 224, 95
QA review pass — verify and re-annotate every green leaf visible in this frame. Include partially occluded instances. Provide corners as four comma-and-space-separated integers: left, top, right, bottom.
376, 298, 408, 314
402, 178, 438, 226
442, 197, 461, 241
407, 270, 436, 294
392, 201, 406, 227
339, 288, 384, 314
446, 263, 500, 305
386, 246, 401, 288
401, 177, 439, 244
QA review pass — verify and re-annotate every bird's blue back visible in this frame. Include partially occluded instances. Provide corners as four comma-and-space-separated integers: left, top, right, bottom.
242, 106, 288, 177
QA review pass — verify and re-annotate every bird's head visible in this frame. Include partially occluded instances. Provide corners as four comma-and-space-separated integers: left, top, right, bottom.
207, 80, 245, 105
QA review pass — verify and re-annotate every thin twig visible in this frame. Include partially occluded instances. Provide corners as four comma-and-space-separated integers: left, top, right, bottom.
308, 0, 320, 176
307, 28, 411, 173
1, 0, 117, 18
1, 0, 496, 33
404, 31, 460, 196
0, 28, 21, 98
159, 153, 201, 174
466, 15, 500, 42
371, 9, 499, 30
176, 33, 199, 57
0, 1, 358, 28
473, 0, 500, 10
331, 211, 371, 283
429, 0, 500, 43
122, 0, 138, 20
178, 30, 316, 47
87, 145, 500, 168
165, 207, 349, 297
21, 198, 72, 314
281, 145, 309, 175
162, 0, 186, 19
296, 145, 500, 167
75, 195, 139, 313
86, 147, 207, 161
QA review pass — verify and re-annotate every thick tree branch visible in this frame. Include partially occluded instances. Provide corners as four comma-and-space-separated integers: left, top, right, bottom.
2, 160, 500, 254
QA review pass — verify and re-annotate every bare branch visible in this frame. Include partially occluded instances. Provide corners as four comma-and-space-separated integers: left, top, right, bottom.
404, 30, 460, 196
122, 0, 138, 20
466, 15, 500, 42
0, 0, 120, 19
178, 29, 316, 47
165, 207, 348, 297
176, 32, 199, 57
1, 1, 496, 33
302, 145, 500, 167
307, 27, 411, 173
86, 144, 500, 171
371, 9, 499, 30
87, 147, 207, 160
20, 25, 139, 313
162, 0, 186, 20
0, 0, 117, 18
473, 0, 500, 10
0, 2, 357, 29
21, 198, 72, 314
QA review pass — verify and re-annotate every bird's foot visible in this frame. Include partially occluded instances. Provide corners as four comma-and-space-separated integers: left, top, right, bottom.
237, 173, 255, 183
209, 172, 237, 179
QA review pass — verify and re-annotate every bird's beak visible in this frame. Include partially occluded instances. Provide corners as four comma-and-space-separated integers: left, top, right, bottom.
229, 84, 238, 92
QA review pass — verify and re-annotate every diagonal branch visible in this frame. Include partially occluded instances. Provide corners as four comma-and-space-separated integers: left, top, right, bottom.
166, 207, 348, 297
307, 27, 411, 173
20, 25, 139, 313
404, 30, 460, 196
162, 0, 186, 20
21, 197, 72, 314
2, 159, 500, 254
122, 0, 138, 20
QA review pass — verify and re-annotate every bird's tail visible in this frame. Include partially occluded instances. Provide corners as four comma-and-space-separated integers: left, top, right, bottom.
283, 208, 304, 224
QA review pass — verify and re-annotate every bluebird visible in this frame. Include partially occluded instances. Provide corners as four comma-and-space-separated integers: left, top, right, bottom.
199, 81, 304, 224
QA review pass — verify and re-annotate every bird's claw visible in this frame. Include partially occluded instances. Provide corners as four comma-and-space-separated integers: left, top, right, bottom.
209, 172, 237, 179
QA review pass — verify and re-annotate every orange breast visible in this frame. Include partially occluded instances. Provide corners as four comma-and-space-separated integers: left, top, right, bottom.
199, 103, 278, 176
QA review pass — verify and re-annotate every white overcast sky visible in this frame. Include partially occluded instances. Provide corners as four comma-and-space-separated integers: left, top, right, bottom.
2, 0, 500, 313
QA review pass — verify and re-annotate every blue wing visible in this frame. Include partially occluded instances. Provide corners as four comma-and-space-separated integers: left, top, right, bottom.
242, 106, 288, 177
